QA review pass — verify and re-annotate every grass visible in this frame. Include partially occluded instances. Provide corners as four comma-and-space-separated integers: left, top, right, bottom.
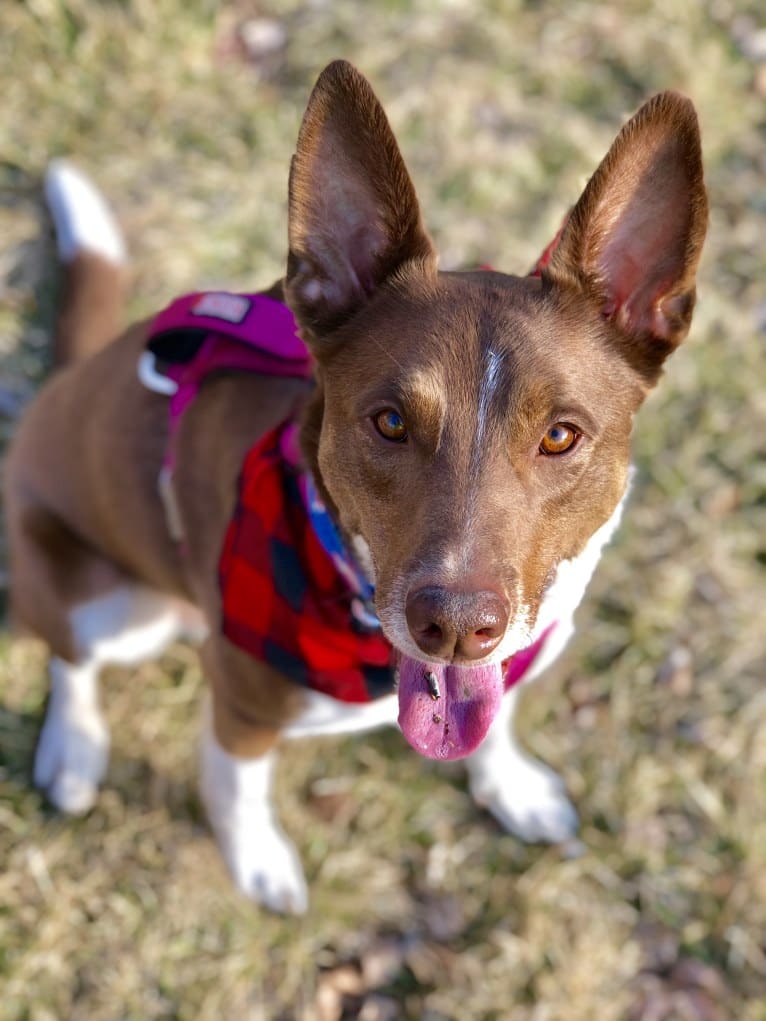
1, 1, 765, 1018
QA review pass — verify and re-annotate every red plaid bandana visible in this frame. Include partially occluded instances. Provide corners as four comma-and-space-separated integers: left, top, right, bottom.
218, 425, 395, 702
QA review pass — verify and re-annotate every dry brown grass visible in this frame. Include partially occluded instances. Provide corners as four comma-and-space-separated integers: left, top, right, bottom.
1, 1, 765, 1018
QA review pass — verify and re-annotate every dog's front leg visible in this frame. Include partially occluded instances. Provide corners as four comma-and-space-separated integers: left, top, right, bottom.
465, 689, 579, 844
199, 639, 309, 914
199, 704, 308, 915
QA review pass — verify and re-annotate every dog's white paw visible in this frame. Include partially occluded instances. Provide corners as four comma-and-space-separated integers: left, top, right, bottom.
199, 718, 308, 913
469, 754, 579, 844
34, 703, 110, 815
214, 816, 309, 915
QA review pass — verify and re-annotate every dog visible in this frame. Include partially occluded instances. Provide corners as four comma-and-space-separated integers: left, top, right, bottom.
5, 61, 707, 914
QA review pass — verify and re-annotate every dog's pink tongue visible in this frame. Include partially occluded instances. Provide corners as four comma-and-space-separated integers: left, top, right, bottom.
397, 656, 504, 760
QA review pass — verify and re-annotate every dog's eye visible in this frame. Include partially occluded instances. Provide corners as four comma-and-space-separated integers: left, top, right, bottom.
374, 409, 408, 443
539, 423, 578, 455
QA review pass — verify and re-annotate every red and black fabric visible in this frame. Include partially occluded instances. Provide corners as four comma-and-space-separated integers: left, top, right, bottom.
218, 426, 395, 703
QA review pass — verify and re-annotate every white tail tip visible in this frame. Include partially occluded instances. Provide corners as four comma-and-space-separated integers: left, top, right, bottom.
44, 159, 126, 265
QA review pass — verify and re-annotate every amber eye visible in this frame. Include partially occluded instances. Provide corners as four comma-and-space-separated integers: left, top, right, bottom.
374, 409, 408, 443
539, 423, 579, 455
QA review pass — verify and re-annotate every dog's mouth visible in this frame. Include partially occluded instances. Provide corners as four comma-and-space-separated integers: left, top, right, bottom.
396, 655, 505, 761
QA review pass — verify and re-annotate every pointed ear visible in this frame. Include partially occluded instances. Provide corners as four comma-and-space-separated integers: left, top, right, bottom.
285, 60, 437, 338
547, 92, 708, 368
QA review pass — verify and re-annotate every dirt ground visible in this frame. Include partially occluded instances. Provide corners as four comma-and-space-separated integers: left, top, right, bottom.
0, 2, 764, 1019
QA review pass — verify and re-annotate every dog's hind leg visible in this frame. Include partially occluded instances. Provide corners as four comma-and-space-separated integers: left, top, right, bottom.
34, 583, 200, 815
34, 654, 111, 816
5, 498, 196, 814
465, 688, 579, 844
27, 530, 204, 816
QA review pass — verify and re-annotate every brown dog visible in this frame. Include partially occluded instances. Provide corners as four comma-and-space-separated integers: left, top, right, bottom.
5, 61, 707, 913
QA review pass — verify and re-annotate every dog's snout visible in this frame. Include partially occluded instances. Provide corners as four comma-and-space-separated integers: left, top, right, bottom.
405, 586, 509, 662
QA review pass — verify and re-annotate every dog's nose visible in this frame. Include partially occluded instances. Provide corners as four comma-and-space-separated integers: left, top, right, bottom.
405, 586, 509, 662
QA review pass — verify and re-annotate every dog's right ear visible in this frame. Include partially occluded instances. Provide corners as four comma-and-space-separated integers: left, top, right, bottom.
285, 61, 436, 339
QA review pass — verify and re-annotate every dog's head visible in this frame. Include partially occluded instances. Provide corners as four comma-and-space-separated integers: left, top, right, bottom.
285, 61, 707, 759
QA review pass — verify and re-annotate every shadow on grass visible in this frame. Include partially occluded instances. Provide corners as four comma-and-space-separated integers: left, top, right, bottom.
0, 166, 60, 394
0, 705, 38, 784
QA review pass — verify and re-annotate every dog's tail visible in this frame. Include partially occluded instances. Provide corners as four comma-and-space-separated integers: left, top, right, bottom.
44, 160, 127, 367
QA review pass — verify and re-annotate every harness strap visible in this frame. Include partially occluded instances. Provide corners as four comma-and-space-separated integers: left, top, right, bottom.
142, 291, 313, 541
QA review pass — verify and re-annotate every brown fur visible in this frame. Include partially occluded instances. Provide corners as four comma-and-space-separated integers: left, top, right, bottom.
54, 252, 127, 365
5, 61, 707, 761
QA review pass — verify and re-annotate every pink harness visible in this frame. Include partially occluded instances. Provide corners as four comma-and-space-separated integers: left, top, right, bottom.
139, 290, 312, 538
143, 290, 311, 430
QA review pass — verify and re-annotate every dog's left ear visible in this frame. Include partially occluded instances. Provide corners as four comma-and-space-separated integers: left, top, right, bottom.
547, 92, 708, 374
285, 60, 436, 339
